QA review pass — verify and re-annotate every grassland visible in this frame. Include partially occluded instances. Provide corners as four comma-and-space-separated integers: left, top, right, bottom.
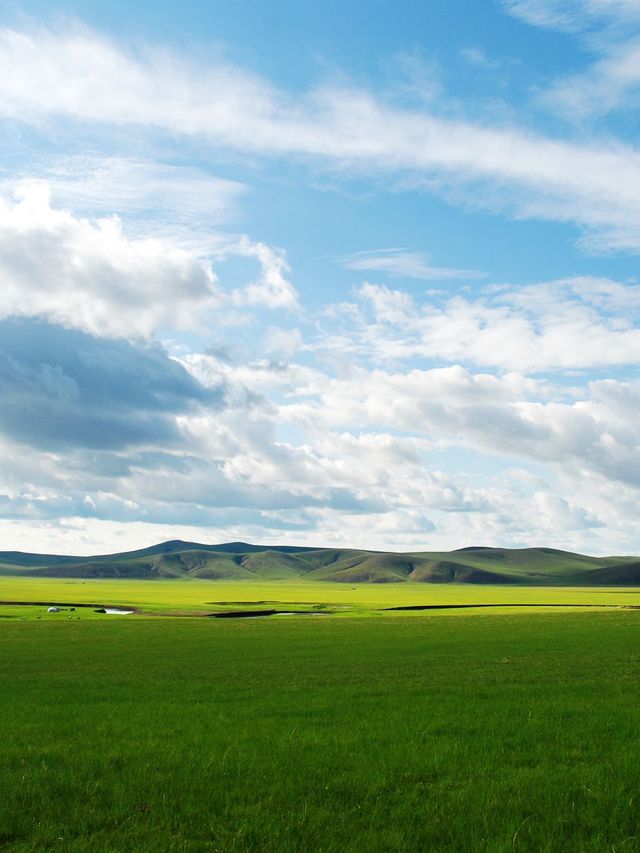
2, 611, 640, 851
3, 575, 640, 620
3, 567, 640, 851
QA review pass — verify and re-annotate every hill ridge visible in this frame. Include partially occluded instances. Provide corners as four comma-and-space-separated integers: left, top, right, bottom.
1, 541, 639, 585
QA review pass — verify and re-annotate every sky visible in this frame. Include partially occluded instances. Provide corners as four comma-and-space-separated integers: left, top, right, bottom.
2, 0, 640, 555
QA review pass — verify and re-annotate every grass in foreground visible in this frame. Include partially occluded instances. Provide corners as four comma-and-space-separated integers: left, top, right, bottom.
1, 612, 640, 851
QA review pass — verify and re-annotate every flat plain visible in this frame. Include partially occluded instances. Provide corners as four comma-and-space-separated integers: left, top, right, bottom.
2, 575, 640, 851
3, 575, 640, 619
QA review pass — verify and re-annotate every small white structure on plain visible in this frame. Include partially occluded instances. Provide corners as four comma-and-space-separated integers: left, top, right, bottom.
47, 606, 60, 613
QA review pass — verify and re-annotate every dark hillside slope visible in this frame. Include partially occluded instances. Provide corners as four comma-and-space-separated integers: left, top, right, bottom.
411, 547, 616, 583
408, 560, 515, 584
239, 551, 315, 579
308, 554, 415, 583
572, 562, 640, 586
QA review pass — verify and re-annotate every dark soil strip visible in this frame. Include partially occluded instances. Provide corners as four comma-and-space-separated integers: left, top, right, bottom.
385, 603, 640, 611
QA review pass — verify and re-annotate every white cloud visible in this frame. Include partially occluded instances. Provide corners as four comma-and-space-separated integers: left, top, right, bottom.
502, 0, 640, 32
2, 331, 640, 552
0, 182, 297, 338
277, 363, 640, 490
505, 0, 640, 122
14, 156, 246, 229
541, 41, 640, 118
3, 19, 640, 555
3, 24, 640, 249
355, 283, 416, 324
0, 182, 220, 338
264, 327, 303, 357
231, 239, 299, 310
342, 248, 484, 280
318, 277, 640, 372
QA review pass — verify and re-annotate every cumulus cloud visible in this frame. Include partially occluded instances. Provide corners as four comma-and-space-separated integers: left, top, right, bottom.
0, 183, 221, 338
0, 319, 220, 451
0, 202, 636, 551
231, 239, 299, 310
0, 183, 297, 338
317, 277, 640, 372
1, 328, 638, 552
3, 24, 640, 249
264, 327, 304, 357
279, 363, 640, 489
0, 319, 596, 551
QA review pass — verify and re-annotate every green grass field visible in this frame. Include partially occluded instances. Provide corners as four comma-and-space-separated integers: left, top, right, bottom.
3, 576, 640, 620
1, 582, 640, 851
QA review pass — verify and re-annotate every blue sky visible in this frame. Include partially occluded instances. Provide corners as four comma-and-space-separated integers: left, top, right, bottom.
2, 0, 640, 555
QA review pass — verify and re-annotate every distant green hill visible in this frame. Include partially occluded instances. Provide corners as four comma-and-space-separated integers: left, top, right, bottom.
0, 540, 639, 585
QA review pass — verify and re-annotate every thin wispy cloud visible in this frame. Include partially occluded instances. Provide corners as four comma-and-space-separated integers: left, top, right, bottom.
342, 249, 484, 281
36, 157, 246, 226
504, 0, 640, 122
2, 25, 640, 250
503, 0, 640, 32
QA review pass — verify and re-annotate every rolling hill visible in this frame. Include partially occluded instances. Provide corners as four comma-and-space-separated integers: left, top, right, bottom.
0, 540, 639, 585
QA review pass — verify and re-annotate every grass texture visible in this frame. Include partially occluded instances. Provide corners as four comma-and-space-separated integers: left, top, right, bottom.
1, 612, 640, 851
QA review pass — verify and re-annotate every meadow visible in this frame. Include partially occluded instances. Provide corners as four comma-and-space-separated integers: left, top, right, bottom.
1, 580, 640, 851
3, 575, 640, 619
